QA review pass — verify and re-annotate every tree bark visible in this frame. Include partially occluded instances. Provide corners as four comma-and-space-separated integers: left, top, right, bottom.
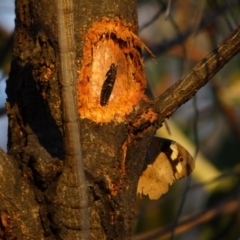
2, 0, 148, 239
0, 0, 240, 239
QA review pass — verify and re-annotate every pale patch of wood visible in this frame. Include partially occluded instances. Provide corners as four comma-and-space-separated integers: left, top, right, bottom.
77, 17, 153, 123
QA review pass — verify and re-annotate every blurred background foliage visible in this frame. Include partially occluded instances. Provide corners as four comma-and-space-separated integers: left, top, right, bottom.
134, 0, 240, 240
0, 0, 239, 239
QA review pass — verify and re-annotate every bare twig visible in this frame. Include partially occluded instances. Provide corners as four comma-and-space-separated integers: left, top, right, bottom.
165, 0, 172, 19
145, 1, 239, 57
133, 199, 240, 240
139, 3, 166, 32
153, 26, 240, 129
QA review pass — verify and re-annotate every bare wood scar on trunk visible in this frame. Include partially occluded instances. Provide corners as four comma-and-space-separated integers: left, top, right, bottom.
77, 17, 153, 123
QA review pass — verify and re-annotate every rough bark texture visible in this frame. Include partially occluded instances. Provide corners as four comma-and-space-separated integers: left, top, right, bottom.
2, 0, 155, 239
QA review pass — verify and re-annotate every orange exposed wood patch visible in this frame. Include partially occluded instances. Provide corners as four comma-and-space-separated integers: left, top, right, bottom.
105, 174, 119, 196
120, 140, 128, 173
77, 17, 153, 123
130, 109, 158, 136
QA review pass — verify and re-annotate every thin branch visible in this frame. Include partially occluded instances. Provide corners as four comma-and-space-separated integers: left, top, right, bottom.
144, 1, 239, 57
165, 0, 172, 19
55, 0, 89, 238
139, 3, 166, 32
133, 199, 240, 240
170, 95, 200, 239
153, 26, 240, 128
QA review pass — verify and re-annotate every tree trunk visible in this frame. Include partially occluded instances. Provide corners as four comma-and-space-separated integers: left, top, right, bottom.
2, 0, 154, 239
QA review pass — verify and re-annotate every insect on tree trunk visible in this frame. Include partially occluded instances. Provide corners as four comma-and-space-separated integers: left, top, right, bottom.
1, 0, 156, 239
